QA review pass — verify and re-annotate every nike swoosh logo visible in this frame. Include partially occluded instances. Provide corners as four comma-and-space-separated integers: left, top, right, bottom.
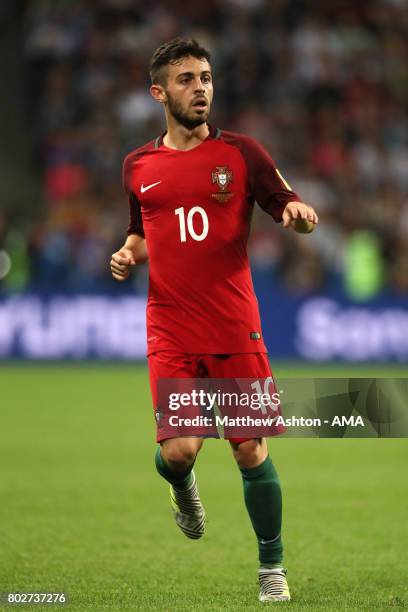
259, 534, 281, 545
141, 181, 162, 193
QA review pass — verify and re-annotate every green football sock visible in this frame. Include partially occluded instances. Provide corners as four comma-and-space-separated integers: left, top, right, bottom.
260, 562, 284, 570
155, 446, 193, 491
239, 455, 283, 565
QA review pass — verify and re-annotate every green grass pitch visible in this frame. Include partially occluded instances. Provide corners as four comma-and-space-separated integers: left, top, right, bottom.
1, 364, 407, 611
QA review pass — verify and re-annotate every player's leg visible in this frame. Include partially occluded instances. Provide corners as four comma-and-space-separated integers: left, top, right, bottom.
148, 352, 206, 539
157, 436, 203, 488
230, 437, 283, 566
202, 353, 290, 601
157, 437, 206, 539
229, 437, 289, 601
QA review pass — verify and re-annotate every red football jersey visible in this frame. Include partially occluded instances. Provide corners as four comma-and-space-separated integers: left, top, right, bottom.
123, 125, 299, 355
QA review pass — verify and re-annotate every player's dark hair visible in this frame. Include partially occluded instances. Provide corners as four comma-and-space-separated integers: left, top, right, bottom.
149, 38, 211, 85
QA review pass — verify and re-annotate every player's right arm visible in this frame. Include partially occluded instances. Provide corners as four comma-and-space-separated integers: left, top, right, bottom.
113, 153, 148, 281
110, 234, 148, 282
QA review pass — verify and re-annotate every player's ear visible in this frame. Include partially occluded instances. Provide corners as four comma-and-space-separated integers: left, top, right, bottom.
150, 84, 166, 104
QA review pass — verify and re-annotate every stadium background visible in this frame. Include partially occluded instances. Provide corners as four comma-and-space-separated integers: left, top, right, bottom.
1, 1, 407, 610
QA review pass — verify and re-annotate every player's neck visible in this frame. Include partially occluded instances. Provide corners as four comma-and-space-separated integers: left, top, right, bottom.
163, 120, 209, 151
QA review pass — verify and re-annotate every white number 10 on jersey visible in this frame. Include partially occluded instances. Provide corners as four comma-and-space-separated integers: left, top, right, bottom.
175, 206, 209, 242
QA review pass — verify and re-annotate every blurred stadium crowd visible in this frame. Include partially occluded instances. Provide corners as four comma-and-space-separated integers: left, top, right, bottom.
1, 0, 408, 299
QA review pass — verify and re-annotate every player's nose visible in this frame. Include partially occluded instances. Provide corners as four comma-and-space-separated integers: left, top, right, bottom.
193, 78, 205, 92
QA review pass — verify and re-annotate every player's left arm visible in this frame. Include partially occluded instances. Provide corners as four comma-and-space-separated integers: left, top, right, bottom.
282, 200, 319, 234
239, 135, 318, 234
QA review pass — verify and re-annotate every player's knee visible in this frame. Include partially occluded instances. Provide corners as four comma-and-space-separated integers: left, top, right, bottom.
161, 441, 199, 471
231, 439, 266, 468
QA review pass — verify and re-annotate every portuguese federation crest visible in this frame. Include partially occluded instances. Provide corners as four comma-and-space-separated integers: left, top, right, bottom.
211, 166, 234, 202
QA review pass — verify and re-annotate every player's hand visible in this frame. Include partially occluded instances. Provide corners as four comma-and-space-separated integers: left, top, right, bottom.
110, 248, 136, 281
282, 201, 318, 233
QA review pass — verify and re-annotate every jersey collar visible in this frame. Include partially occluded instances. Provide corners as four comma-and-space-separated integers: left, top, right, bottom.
154, 124, 221, 149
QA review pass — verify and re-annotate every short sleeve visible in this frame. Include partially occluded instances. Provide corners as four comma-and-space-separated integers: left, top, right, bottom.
238, 136, 300, 222
122, 155, 145, 238
127, 193, 145, 237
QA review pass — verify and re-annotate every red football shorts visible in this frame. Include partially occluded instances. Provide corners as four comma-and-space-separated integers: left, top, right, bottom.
147, 351, 284, 443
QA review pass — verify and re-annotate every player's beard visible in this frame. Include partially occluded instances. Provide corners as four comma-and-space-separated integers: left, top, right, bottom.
166, 91, 209, 130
